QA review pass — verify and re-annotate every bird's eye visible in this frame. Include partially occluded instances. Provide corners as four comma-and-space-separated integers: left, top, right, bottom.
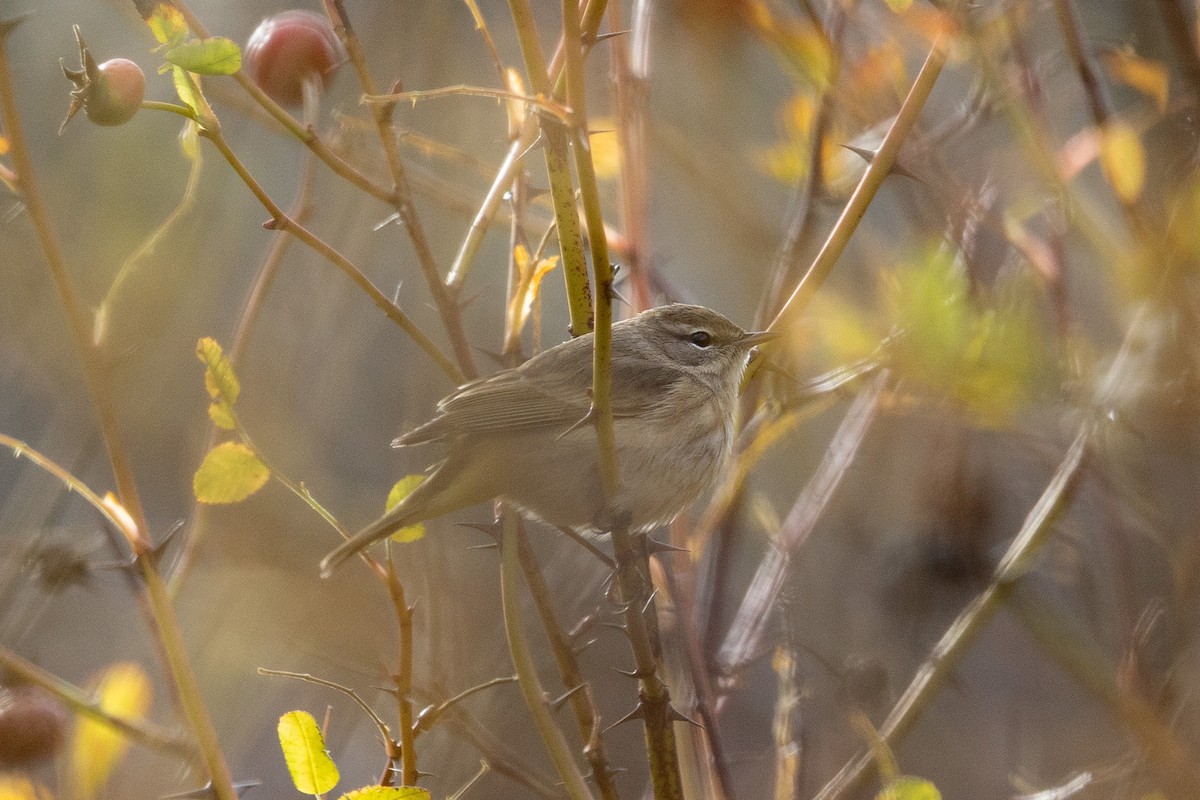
687, 330, 712, 348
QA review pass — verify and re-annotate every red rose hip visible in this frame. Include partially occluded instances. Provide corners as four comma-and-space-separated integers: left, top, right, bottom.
60, 26, 146, 132
0, 686, 69, 766
245, 10, 345, 106
86, 58, 146, 126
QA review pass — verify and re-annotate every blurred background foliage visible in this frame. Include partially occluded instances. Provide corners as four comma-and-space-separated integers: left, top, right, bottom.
2, 1, 1200, 799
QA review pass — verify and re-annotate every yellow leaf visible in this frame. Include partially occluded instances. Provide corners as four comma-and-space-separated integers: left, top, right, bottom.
196, 337, 240, 406
809, 293, 878, 364
146, 4, 188, 46
1101, 47, 1169, 113
0, 135, 9, 155
505, 245, 560, 343
778, 25, 833, 89
848, 40, 909, 101
883, 0, 914, 12
1100, 122, 1145, 202
71, 663, 152, 799
385, 475, 427, 543
588, 122, 621, 181
193, 442, 269, 504
745, 3, 831, 88
179, 120, 201, 161
755, 141, 807, 184
0, 775, 50, 800
877, 776, 941, 800
745, 0, 774, 32
278, 711, 339, 796
337, 787, 431, 800
207, 400, 236, 430
782, 94, 815, 140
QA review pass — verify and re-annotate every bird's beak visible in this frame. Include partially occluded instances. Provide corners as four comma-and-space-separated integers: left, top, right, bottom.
740, 329, 782, 348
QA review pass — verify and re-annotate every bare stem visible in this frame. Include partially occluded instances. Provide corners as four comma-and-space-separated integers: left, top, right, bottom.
1051, 0, 1151, 236
0, 647, 196, 759
608, 0, 655, 311
499, 513, 596, 800
769, 32, 948, 332
197, 128, 464, 384
812, 426, 1091, 800
322, 0, 479, 378
517, 530, 621, 800
385, 561, 420, 786
610, 526, 683, 800
171, 1, 396, 205
445, 0, 608, 301
507, 0, 595, 336
0, 28, 237, 800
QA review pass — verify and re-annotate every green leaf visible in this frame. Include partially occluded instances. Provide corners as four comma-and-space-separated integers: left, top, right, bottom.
385, 475, 427, 543
193, 442, 269, 504
165, 37, 242, 76
885, 251, 1039, 425
877, 775, 941, 800
147, 4, 188, 47
277, 711, 339, 796
337, 787, 431, 800
171, 66, 216, 127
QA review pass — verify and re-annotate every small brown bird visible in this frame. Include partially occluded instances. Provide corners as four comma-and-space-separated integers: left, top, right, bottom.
321, 304, 775, 576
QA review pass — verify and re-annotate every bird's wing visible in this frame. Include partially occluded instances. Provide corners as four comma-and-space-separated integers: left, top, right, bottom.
396, 345, 682, 446
395, 370, 585, 445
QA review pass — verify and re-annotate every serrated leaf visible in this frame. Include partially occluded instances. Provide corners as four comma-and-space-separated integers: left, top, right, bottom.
1100, 122, 1145, 202
338, 787, 431, 800
877, 775, 941, 800
193, 442, 269, 504
196, 337, 240, 406
71, 663, 152, 799
208, 401, 236, 430
147, 4, 188, 47
165, 37, 242, 76
278, 711, 339, 796
385, 475, 427, 543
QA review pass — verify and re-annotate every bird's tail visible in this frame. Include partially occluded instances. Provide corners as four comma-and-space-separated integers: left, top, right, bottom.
319, 498, 424, 578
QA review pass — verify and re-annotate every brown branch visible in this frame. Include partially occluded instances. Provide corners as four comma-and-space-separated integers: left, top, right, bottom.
322, 0, 479, 378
